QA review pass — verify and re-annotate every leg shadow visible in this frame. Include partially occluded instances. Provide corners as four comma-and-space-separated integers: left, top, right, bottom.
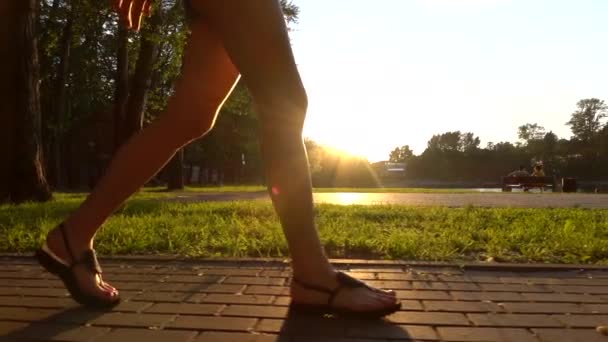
275, 306, 412, 341
0, 306, 107, 342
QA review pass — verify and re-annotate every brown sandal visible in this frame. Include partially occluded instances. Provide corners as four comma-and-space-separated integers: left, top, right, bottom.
35, 224, 120, 308
290, 271, 401, 317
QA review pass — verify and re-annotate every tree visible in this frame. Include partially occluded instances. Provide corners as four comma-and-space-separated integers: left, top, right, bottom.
518, 123, 546, 144
459, 132, 480, 153
389, 145, 413, 163
0, 0, 52, 203
566, 98, 607, 143
427, 131, 461, 152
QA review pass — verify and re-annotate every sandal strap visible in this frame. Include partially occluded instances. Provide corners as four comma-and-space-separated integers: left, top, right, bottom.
59, 223, 102, 275
292, 277, 334, 296
71, 249, 103, 275
293, 271, 371, 306
59, 224, 77, 262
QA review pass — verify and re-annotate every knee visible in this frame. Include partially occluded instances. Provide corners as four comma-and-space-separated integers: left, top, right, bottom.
170, 114, 216, 143
257, 86, 308, 133
159, 109, 216, 147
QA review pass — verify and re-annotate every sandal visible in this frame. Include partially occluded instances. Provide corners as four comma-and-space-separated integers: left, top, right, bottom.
290, 271, 401, 317
35, 224, 120, 308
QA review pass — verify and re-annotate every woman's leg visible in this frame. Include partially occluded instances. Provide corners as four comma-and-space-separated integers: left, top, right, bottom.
191, 0, 398, 310
45, 21, 240, 300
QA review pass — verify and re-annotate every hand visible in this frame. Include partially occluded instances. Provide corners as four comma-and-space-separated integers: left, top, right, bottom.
113, 0, 152, 31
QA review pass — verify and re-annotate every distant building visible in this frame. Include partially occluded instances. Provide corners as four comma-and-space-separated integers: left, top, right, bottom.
372, 161, 406, 178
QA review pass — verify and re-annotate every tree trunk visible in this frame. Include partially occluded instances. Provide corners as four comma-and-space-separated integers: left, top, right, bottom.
52, 11, 73, 190
113, 23, 129, 152
0, 0, 52, 203
167, 149, 184, 191
121, 9, 163, 143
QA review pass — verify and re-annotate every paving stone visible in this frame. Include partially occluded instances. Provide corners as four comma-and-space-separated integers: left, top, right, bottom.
348, 267, 404, 273
533, 328, 608, 342
501, 302, 587, 314
365, 280, 412, 290
144, 302, 222, 315
222, 305, 289, 318
163, 275, 224, 283
467, 313, 563, 327
395, 290, 452, 300
423, 300, 503, 313
0, 296, 77, 308
0, 286, 69, 297
377, 272, 437, 281
190, 283, 246, 294
584, 304, 608, 313
202, 268, 262, 276
103, 274, 164, 282
149, 282, 214, 292
549, 285, 608, 294
132, 291, 188, 302
347, 322, 438, 340
478, 283, 548, 292
225, 277, 286, 286
256, 317, 347, 336
96, 328, 197, 342
522, 292, 605, 303
0, 307, 60, 321
168, 315, 257, 331
0, 322, 110, 342
273, 296, 291, 306
411, 281, 450, 290
201, 294, 275, 305
244, 286, 290, 296
553, 314, 608, 328
444, 282, 482, 291
450, 291, 526, 302
388, 312, 470, 326
109, 282, 156, 291
195, 332, 283, 342
89, 312, 175, 328
0, 278, 62, 288
343, 272, 377, 280
259, 270, 290, 277
437, 327, 538, 342
291, 337, 382, 342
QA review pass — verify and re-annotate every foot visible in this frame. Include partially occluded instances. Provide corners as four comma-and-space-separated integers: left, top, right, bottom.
45, 224, 119, 303
290, 269, 399, 314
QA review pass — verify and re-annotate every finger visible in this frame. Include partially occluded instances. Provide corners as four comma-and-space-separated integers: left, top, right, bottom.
129, 0, 146, 31
118, 0, 131, 25
143, 0, 151, 16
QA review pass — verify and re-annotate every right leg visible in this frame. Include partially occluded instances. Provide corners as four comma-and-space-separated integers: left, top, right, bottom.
191, 0, 399, 312
44, 20, 240, 302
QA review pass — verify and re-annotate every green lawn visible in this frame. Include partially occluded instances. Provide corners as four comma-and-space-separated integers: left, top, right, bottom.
2, 193, 607, 264
147, 186, 491, 194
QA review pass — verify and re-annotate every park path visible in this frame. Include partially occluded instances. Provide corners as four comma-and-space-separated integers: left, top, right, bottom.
169, 192, 608, 208
1, 257, 607, 341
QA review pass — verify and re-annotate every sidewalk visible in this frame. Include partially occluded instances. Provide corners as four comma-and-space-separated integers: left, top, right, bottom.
1, 257, 607, 342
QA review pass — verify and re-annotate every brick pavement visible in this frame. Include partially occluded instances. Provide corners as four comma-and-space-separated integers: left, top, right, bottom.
0, 257, 607, 341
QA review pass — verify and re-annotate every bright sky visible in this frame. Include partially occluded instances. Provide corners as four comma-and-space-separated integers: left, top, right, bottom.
291, 0, 608, 162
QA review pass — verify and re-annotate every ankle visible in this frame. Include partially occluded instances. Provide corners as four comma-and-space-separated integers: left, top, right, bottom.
47, 223, 94, 253
292, 265, 337, 286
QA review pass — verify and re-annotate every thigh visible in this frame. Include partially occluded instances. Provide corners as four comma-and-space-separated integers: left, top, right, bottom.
189, 0, 306, 111
169, 18, 241, 121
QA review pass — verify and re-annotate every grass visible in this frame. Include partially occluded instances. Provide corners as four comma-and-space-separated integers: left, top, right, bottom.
1, 193, 607, 264
143, 186, 493, 194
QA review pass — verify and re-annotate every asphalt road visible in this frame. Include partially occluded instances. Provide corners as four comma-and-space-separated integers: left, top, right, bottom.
168, 191, 608, 208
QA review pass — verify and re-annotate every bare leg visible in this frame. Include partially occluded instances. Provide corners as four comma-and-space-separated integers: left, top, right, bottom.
192, 0, 398, 311
45, 22, 240, 300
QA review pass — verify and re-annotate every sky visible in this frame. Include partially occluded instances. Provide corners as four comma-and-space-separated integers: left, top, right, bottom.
290, 0, 608, 162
